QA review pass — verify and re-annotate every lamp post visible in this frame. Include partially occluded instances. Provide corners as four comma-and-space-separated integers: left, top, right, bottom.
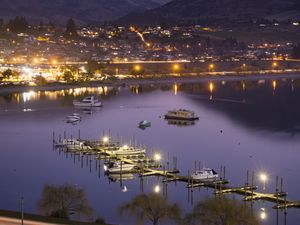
259, 173, 268, 191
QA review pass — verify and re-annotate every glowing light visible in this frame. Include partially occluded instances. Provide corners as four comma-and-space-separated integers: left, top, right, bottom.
259, 173, 268, 182
173, 64, 180, 71
154, 185, 160, 193
209, 64, 215, 71
259, 173, 268, 191
134, 65, 141, 71
154, 153, 161, 161
123, 145, 129, 150
102, 136, 109, 143
272, 62, 278, 68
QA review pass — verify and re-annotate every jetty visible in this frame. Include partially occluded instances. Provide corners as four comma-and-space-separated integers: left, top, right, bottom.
52, 132, 300, 211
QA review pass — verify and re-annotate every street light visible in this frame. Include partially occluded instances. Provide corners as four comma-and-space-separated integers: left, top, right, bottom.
209, 64, 215, 72
272, 62, 278, 70
154, 153, 161, 161
134, 65, 141, 72
259, 173, 268, 191
102, 136, 109, 143
173, 64, 180, 71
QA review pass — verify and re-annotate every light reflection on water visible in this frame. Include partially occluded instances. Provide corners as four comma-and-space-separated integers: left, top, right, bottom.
0, 79, 300, 224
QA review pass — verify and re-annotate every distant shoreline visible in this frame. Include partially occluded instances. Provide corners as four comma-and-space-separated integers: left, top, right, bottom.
1, 72, 300, 95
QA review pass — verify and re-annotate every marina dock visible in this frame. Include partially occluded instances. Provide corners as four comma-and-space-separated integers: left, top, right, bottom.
53, 132, 300, 211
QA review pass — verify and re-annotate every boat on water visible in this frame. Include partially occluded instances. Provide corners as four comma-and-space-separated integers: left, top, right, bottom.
73, 96, 102, 107
164, 109, 199, 121
66, 113, 81, 123
110, 145, 146, 156
191, 168, 218, 181
138, 120, 151, 129
104, 161, 135, 174
57, 138, 92, 151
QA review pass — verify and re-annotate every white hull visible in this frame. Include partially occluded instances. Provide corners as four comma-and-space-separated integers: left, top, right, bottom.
73, 102, 102, 107
191, 168, 218, 181
107, 164, 135, 174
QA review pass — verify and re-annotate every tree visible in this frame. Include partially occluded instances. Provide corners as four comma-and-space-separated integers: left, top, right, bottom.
65, 18, 77, 38
37, 184, 93, 220
184, 197, 261, 225
2, 69, 13, 80
292, 44, 300, 59
34, 75, 47, 86
119, 193, 181, 225
7, 16, 28, 33
63, 70, 75, 83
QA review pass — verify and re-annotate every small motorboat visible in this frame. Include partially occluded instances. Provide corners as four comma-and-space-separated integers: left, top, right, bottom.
73, 96, 102, 107
191, 168, 218, 181
104, 161, 135, 174
165, 109, 199, 121
138, 120, 151, 129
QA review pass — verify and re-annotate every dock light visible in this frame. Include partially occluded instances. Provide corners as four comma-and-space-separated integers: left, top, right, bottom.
123, 144, 129, 150
102, 136, 109, 143
260, 208, 267, 220
154, 185, 160, 193
259, 173, 268, 191
154, 153, 161, 161
52, 60, 57, 65
146, 42, 151, 47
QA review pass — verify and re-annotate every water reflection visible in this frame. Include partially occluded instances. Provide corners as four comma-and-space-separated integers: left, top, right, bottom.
0, 86, 115, 104
166, 119, 196, 127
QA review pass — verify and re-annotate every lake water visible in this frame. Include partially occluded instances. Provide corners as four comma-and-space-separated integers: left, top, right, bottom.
0, 78, 300, 225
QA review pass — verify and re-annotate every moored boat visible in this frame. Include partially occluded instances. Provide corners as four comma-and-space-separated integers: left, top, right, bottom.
138, 120, 151, 129
164, 109, 199, 121
110, 145, 146, 156
191, 168, 218, 181
73, 96, 102, 107
104, 161, 135, 174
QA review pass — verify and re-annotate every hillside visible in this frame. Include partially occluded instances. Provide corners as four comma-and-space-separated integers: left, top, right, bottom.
119, 0, 300, 25
0, 0, 164, 24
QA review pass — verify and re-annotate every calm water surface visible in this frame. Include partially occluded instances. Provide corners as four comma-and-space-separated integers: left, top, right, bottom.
0, 79, 300, 225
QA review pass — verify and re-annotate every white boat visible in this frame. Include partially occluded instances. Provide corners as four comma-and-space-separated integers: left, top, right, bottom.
59, 138, 92, 151
104, 162, 135, 174
191, 168, 218, 181
73, 96, 102, 107
165, 109, 199, 121
138, 120, 151, 128
110, 145, 146, 156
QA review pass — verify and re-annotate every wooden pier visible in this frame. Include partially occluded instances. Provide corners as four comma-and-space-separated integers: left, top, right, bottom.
53, 132, 300, 210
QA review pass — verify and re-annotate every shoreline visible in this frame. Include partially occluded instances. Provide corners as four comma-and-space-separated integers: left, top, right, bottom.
1, 72, 300, 95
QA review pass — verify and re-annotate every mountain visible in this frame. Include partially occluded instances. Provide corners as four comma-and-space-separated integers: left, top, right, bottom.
119, 0, 300, 25
0, 0, 166, 24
